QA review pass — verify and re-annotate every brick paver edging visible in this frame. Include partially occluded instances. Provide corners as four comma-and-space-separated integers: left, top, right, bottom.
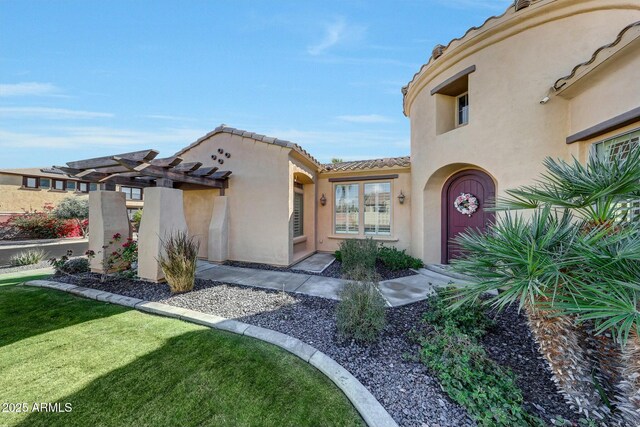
24, 280, 398, 427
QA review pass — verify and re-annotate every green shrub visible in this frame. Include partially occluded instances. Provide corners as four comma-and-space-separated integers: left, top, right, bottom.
419, 290, 544, 427
131, 209, 143, 231
336, 281, 386, 342
334, 250, 342, 262
423, 288, 494, 339
378, 245, 423, 271
53, 197, 89, 237
60, 257, 90, 274
339, 238, 378, 279
10, 249, 46, 266
158, 231, 200, 293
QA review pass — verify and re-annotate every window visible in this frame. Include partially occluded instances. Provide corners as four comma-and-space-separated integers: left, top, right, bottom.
78, 182, 89, 193
40, 178, 50, 189
592, 130, 639, 162
457, 93, 469, 126
335, 184, 359, 234
52, 179, 65, 191
23, 176, 38, 188
89, 183, 98, 191
293, 192, 304, 238
121, 186, 143, 200
66, 181, 76, 191
592, 129, 640, 221
364, 182, 391, 235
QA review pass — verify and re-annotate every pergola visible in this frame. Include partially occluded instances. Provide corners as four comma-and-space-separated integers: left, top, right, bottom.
58, 149, 231, 193
60, 149, 232, 282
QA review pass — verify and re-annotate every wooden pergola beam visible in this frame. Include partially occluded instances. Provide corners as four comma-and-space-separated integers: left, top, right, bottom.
114, 157, 227, 188
67, 149, 159, 170
150, 156, 183, 168
173, 162, 202, 172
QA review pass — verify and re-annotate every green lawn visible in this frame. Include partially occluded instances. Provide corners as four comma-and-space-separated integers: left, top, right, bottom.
0, 275, 364, 427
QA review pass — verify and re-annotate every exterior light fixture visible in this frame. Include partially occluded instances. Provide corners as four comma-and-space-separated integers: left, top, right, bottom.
320, 193, 327, 206
398, 190, 406, 204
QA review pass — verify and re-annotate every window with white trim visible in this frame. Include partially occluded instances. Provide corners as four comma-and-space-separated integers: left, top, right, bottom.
335, 184, 359, 234
121, 186, 143, 200
457, 92, 469, 126
591, 129, 640, 221
364, 182, 391, 235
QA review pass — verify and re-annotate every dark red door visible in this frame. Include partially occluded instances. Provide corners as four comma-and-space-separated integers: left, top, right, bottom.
441, 170, 495, 264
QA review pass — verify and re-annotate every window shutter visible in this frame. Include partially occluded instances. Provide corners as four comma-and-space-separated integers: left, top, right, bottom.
293, 192, 304, 237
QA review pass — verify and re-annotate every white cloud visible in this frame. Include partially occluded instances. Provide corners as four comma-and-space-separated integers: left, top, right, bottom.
0, 107, 113, 119
0, 126, 204, 150
0, 82, 61, 97
143, 114, 196, 122
307, 17, 366, 55
337, 114, 393, 124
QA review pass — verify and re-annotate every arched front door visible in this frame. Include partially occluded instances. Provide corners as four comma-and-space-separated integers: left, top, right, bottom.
441, 169, 495, 264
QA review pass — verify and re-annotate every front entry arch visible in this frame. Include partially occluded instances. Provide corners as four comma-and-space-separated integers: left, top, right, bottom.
441, 169, 495, 264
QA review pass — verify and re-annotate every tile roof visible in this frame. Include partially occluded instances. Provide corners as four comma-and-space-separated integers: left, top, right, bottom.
323, 156, 411, 172
0, 167, 79, 180
553, 20, 640, 91
175, 124, 322, 168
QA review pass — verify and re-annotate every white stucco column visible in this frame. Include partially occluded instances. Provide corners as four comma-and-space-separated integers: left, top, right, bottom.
138, 187, 188, 282
88, 190, 131, 273
208, 195, 229, 263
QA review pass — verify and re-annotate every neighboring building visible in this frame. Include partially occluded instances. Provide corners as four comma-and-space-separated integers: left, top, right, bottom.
0, 167, 144, 223
172, 0, 639, 267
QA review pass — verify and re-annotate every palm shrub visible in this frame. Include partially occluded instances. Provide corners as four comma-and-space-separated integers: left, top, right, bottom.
449, 149, 640, 425
158, 231, 200, 293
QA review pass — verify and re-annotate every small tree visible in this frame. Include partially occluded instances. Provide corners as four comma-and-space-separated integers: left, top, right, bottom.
53, 197, 89, 237
331, 158, 344, 164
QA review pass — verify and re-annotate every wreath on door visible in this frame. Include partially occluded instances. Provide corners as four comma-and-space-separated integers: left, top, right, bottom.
454, 193, 479, 217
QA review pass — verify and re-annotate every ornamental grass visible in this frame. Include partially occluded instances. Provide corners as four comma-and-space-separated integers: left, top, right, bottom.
158, 231, 200, 293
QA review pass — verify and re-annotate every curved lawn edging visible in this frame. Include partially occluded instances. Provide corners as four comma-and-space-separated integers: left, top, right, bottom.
24, 279, 399, 427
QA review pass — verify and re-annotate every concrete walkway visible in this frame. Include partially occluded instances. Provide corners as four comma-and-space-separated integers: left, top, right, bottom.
290, 252, 336, 273
196, 261, 466, 307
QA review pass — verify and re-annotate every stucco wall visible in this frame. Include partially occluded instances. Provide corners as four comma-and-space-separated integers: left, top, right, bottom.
564, 41, 640, 136
406, 0, 640, 263
178, 132, 295, 266
315, 168, 412, 254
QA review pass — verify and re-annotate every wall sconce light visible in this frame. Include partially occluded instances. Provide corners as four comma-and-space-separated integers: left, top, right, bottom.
398, 190, 406, 204
320, 193, 327, 206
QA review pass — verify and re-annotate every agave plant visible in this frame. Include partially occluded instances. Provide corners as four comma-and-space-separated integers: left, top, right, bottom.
450, 148, 640, 425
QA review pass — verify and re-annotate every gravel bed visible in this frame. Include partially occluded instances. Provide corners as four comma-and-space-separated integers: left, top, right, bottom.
52, 273, 579, 426
225, 258, 417, 281
0, 260, 52, 274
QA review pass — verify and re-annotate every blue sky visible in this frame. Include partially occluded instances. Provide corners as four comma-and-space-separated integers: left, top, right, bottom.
0, 0, 511, 168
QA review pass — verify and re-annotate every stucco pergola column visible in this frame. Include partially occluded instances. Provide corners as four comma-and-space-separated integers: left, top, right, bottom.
208, 196, 229, 262
137, 186, 188, 282
88, 189, 131, 273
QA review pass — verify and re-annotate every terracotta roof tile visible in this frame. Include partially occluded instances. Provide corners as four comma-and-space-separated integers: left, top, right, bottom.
323, 156, 411, 172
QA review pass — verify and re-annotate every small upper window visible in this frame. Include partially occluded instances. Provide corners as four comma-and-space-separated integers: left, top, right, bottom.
23, 176, 38, 189
52, 179, 65, 191
457, 93, 469, 126
121, 186, 143, 200
78, 182, 89, 193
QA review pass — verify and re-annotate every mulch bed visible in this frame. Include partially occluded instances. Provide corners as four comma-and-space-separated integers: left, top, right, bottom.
225, 258, 416, 281
50, 272, 580, 426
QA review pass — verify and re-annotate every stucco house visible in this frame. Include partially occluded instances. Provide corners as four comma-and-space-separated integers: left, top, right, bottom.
61, 0, 640, 282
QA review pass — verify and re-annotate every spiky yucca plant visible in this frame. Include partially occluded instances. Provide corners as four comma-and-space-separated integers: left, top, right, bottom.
158, 231, 200, 293
450, 149, 640, 425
